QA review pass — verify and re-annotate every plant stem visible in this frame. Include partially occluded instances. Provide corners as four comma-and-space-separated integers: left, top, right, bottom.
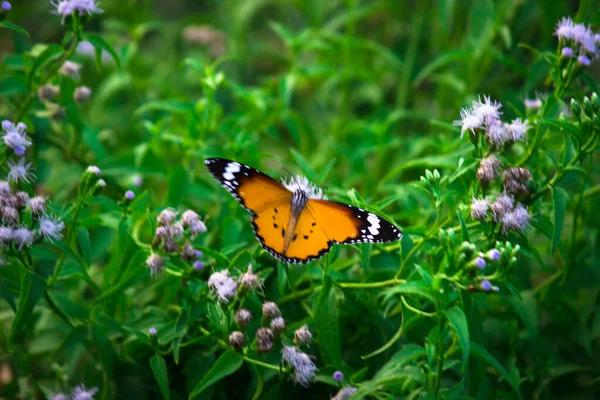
242, 356, 286, 372
338, 279, 406, 289
44, 292, 74, 328
433, 314, 445, 397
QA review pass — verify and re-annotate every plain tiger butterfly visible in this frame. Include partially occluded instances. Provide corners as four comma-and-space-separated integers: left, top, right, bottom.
205, 158, 402, 264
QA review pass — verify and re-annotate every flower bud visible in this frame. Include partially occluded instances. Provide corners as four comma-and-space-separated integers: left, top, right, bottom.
149, 327, 157, 335
1, 1, 11, 12
502, 168, 532, 195
262, 301, 281, 319
28, 196, 47, 215
154, 226, 168, 241
561, 47, 573, 57
570, 98, 581, 117
591, 92, 600, 114
473, 257, 486, 269
157, 208, 177, 226
146, 254, 165, 276
583, 96, 594, 117
124, 190, 135, 200
74, 86, 91, 103
59, 61, 81, 79
37, 85, 59, 101
179, 243, 197, 262
193, 261, 204, 270
294, 325, 312, 346
270, 317, 287, 333
476, 155, 501, 185
162, 237, 178, 253
228, 331, 246, 349
92, 179, 106, 196
332, 387, 357, 400
239, 264, 262, 291
333, 371, 344, 382
234, 308, 252, 328
256, 328, 273, 353
486, 249, 501, 261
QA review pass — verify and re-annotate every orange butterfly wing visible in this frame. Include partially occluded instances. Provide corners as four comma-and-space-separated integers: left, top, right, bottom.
205, 158, 292, 259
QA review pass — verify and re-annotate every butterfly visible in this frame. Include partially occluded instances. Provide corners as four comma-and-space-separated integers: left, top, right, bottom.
205, 158, 402, 264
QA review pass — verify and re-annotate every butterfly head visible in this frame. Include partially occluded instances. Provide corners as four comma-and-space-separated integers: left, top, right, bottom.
281, 175, 326, 200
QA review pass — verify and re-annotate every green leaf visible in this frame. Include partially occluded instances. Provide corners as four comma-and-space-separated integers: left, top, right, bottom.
83, 33, 122, 68
313, 275, 344, 367
28, 44, 64, 88
96, 250, 146, 302
134, 99, 195, 116
0, 21, 30, 37
551, 187, 568, 255
9, 272, 46, 349
189, 350, 243, 399
456, 210, 470, 242
206, 303, 228, 335
0, 76, 28, 96
470, 342, 522, 399
77, 227, 92, 266
444, 307, 470, 372
150, 354, 171, 400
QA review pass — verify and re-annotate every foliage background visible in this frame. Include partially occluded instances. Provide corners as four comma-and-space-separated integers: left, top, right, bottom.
0, 0, 599, 399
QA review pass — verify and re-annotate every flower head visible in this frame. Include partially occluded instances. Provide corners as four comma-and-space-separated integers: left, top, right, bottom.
146, 254, 165, 276
1, 206, 18, 225
501, 203, 531, 233
0, 180, 10, 195
505, 118, 530, 142
13, 227, 34, 250
281, 345, 317, 387
71, 384, 98, 400
125, 190, 135, 200
453, 106, 483, 137
179, 243, 197, 262
38, 214, 65, 242
7, 158, 35, 183
281, 175, 326, 200
157, 208, 177, 226
2, 121, 31, 155
524, 98, 542, 109
502, 167, 532, 195
476, 155, 501, 185
181, 210, 207, 237
86, 165, 101, 176
270, 316, 287, 333
38, 84, 60, 101
485, 121, 509, 147
473, 95, 503, 125
59, 60, 82, 79
234, 308, 252, 328
481, 280, 492, 291
578, 55, 591, 66
294, 325, 313, 347
149, 327, 157, 335
169, 222, 184, 240
52, 0, 103, 23
208, 270, 238, 302
332, 387, 357, 400
74, 86, 91, 103
561, 47, 573, 57
470, 198, 489, 220
486, 248, 501, 261
1, 1, 11, 12
193, 260, 204, 270
474, 257, 486, 269
333, 371, 344, 382
490, 193, 514, 220
256, 327, 274, 353
239, 264, 262, 291
262, 301, 281, 319
555, 17, 577, 40
0, 226, 13, 247
228, 331, 246, 349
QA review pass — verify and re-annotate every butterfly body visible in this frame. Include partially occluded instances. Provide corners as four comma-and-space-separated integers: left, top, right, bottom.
205, 158, 402, 264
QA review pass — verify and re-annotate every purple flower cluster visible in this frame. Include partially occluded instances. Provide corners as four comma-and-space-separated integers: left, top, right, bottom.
554, 17, 599, 65
52, 0, 103, 23
454, 96, 530, 147
471, 193, 531, 233
50, 384, 98, 400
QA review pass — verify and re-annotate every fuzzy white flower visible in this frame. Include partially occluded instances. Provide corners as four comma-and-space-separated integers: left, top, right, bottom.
453, 106, 483, 137
473, 95, 503, 125
281, 345, 317, 387
505, 118, 530, 142
208, 270, 238, 302
38, 214, 65, 242
13, 227, 34, 249
281, 175, 326, 200
7, 158, 35, 183
470, 198, 489, 220
485, 121, 509, 147
71, 384, 99, 400
2, 120, 31, 155
501, 203, 531, 233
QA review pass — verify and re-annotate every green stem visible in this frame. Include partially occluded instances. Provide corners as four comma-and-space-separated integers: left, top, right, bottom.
338, 279, 406, 289
44, 292, 74, 328
433, 314, 445, 397
242, 356, 286, 372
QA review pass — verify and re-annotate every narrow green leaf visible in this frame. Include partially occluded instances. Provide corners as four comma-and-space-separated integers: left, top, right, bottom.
206, 303, 228, 335
456, 210, 470, 242
444, 307, 470, 372
551, 187, 568, 255
189, 350, 243, 399
314, 275, 344, 367
27, 44, 63, 88
77, 227, 92, 266
9, 272, 46, 348
373, 344, 426, 380
150, 354, 171, 400
83, 32, 122, 68
0, 21, 30, 37
470, 342, 522, 399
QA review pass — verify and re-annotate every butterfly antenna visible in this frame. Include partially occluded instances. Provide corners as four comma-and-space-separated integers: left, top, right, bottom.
281, 166, 294, 182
